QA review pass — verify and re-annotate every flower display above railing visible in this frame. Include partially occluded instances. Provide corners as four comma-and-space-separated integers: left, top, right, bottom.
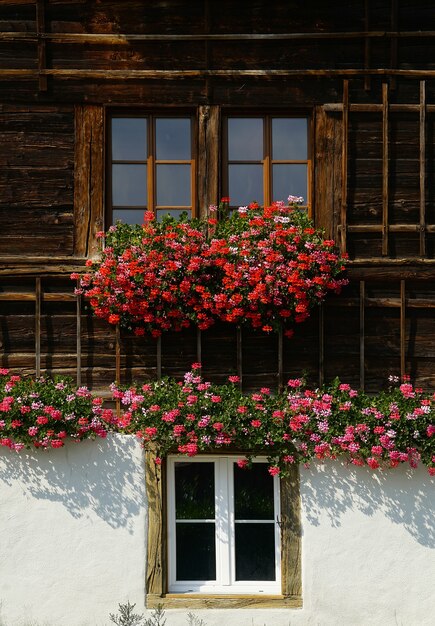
73, 198, 348, 337
113, 366, 435, 477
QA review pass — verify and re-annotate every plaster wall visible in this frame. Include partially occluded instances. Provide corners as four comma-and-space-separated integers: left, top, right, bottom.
0, 437, 434, 626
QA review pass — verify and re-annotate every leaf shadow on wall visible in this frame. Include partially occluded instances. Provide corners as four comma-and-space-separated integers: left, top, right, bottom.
0, 435, 145, 534
301, 460, 435, 548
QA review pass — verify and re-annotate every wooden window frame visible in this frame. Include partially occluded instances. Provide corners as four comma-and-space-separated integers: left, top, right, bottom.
222, 113, 313, 217
145, 449, 302, 610
106, 112, 197, 226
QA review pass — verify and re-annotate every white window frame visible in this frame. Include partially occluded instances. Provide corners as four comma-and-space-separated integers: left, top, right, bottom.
167, 455, 281, 595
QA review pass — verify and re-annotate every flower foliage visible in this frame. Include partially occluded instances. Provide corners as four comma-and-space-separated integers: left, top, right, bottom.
0, 369, 114, 451
74, 200, 347, 336
113, 368, 435, 477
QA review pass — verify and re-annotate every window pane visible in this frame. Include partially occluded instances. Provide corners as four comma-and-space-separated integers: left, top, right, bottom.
156, 164, 191, 206
272, 118, 307, 160
112, 118, 147, 161
235, 523, 275, 581
272, 164, 307, 203
156, 118, 191, 160
234, 464, 274, 520
156, 209, 191, 222
175, 462, 215, 520
112, 164, 147, 206
228, 118, 263, 160
176, 523, 216, 581
229, 164, 263, 206
112, 209, 145, 225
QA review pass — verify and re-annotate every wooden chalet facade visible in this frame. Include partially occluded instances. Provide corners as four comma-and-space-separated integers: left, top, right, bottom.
1, 0, 435, 396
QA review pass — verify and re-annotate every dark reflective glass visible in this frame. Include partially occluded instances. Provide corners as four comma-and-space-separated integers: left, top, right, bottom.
156, 118, 191, 160
156, 164, 191, 206
234, 464, 274, 520
272, 118, 307, 160
175, 462, 215, 520
112, 118, 147, 161
272, 164, 307, 203
176, 523, 216, 581
235, 523, 275, 581
156, 209, 191, 222
228, 118, 263, 160
229, 164, 263, 206
112, 164, 147, 206
112, 209, 145, 225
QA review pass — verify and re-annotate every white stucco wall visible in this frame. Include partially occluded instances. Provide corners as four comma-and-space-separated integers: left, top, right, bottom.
0, 437, 434, 626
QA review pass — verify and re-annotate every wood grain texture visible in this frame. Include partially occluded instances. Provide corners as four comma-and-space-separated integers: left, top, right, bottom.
73, 105, 104, 257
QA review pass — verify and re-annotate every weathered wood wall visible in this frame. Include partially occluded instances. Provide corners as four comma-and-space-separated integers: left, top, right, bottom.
0, 0, 434, 392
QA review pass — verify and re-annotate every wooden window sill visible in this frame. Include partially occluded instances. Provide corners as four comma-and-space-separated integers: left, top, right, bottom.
146, 593, 302, 609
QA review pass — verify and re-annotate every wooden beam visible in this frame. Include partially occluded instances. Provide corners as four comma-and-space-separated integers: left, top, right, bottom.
156, 336, 162, 381
400, 280, 406, 378
360, 281, 365, 390
73, 106, 105, 257
4, 30, 435, 44
76, 290, 81, 388
35, 277, 41, 377
364, 0, 371, 91
278, 325, 283, 392
324, 103, 435, 113
318, 304, 324, 387
6, 68, 435, 80
196, 328, 202, 365
382, 82, 389, 256
36, 0, 47, 92
340, 80, 349, 254
389, 0, 398, 90
197, 105, 220, 219
237, 327, 243, 389
419, 80, 426, 257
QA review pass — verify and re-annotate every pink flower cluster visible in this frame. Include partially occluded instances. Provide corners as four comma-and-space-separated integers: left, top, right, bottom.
0, 370, 114, 451
112, 367, 435, 477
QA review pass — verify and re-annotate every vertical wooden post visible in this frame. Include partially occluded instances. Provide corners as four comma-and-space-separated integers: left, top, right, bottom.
115, 324, 121, 415
198, 105, 220, 219
318, 304, 324, 387
278, 325, 283, 392
419, 80, 426, 257
364, 0, 371, 91
389, 0, 398, 90
400, 280, 406, 379
359, 281, 365, 390
236, 326, 243, 389
156, 336, 162, 381
196, 328, 202, 365
382, 82, 389, 256
36, 0, 47, 92
340, 80, 349, 255
76, 288, 82, 388
35, 277, 41, 377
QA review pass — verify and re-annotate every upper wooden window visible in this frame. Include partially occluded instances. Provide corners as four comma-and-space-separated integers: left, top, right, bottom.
108, 115, 196, 225
223, 116, 311, 214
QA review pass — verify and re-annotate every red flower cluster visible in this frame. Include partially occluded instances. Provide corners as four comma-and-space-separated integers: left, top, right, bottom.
74, 201, 347, 336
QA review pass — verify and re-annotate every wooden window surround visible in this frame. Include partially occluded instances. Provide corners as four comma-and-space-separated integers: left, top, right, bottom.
145, 449, 302, 610
107, 113, 197, 226
222, 114, 312, 217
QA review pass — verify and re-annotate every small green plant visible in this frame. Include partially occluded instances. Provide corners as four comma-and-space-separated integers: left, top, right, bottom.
144, 605, 167, 626
109, 601, 145, 626
187, 613, 207, 626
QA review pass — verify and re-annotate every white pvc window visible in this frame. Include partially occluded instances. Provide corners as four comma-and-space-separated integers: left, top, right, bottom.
167, 456, 281, 594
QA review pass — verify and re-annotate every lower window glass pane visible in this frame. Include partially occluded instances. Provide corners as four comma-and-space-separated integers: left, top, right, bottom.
235, 523, 275, 581
272, 163, 307, 204
156, 164, 191, 206
112, 209, 145, 225
157, 209, 191, 222
176, 523, 216, 581
229, 164, 263, 207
